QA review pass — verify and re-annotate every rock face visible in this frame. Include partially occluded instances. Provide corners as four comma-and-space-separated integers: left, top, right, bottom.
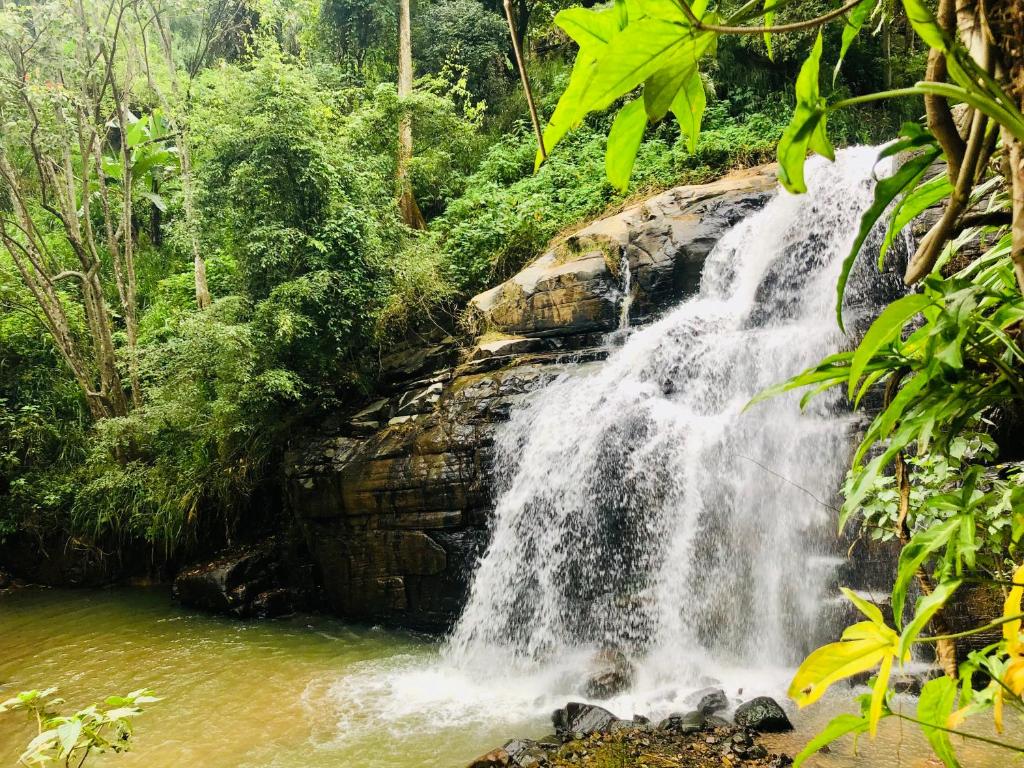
285, 167, 777, 631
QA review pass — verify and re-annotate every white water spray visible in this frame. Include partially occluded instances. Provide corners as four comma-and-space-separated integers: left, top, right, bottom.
445, 148, 900, 706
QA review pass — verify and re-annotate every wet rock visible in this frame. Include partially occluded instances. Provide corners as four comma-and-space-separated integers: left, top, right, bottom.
733, 697, 793, 732
656, 710, 705, 734
504, 739, 548, 767
251, 587, 292, 618
173, 541, 284, 619
467, 747, 511, 767
287, 167, 780, 631
686, 686, 728, 715
552, 702, 620, 735
583, 649, 634, 698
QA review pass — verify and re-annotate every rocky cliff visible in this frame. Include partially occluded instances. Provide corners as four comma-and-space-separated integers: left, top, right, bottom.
284, 167, 778, 631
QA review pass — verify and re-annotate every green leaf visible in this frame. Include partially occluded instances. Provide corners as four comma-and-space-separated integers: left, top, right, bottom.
898, 579, 961, 658
777, 32, 829, 194
789, 620, 898, 707
902, 0, 947, 51
140, 191, 168, 212
578, 19, 708, 116
835, 148, 939, 329
555, 6, 619, 52
848, 293, 932, 397
537, 53, 598, 169
881, 173, 952, 266
763, 0, 777, 61
606, 99, 648, 192
834, 0, 876, 84
892, 517, 961, 627
841, 586, 886, 626
793, 714, 870, 768
56, 720, 82, 756
917, 676, 961, 767
670, 69, 705, 153
644, 62, 696, 122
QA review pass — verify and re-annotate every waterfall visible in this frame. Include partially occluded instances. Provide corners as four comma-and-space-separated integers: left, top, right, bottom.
445, 148, 902, 702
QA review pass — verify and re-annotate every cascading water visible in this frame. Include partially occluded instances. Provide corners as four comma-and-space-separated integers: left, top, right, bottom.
445, 147, 903, 705
319, 150, 908, 759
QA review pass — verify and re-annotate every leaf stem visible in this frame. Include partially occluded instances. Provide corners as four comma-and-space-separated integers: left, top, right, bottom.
916, 611, 1024, 642
894, 713, 1024, 753
676, 0, 865, 36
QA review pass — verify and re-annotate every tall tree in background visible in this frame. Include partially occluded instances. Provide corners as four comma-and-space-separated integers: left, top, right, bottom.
396, 0, 425, 229
0, 0, 152, 418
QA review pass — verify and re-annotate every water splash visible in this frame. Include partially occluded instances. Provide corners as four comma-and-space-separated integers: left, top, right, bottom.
445, 148, 901, 705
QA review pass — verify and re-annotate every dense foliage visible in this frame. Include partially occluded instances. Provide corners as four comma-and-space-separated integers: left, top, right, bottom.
0, 0, 919, 572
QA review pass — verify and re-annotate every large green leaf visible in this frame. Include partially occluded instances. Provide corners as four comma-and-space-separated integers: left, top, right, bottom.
777, 32, 831, 194
892, 517, 962, 627
848, 292, 932, 397
793, 714, 870, 768
606, 99, 648, 192
555, 6, 619, 52
897, 579, 961, 658
902, 0, 947, 51
670, 69, 705, 153
644, 62, 696, 122
536, 53, 598, 169
835, 146, 940, 330
789, 620, 898, 707
834, 0, 877, 83
917, 676, 961, 767
881, 172, 953, 265
578, 19, 706, 116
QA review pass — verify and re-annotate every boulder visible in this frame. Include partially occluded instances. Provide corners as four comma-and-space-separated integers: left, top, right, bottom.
583, 649, 634, 698
173, 541, 291, 619
503, 739, 548, 768
655, 710, 705, 734
733, 697, 793, 732
685, 686, 728, 715
552, 702, 622, 736
467, 748, 511, 768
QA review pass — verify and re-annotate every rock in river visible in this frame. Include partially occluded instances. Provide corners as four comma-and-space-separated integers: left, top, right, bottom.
733, 697, 793, 732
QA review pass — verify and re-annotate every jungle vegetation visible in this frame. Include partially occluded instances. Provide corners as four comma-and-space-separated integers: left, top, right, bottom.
0, 0, 917, 561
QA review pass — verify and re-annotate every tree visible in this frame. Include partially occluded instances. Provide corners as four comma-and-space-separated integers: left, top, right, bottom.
0, 0, 167, 419
397, 0, 426, 229
138, 0, 250, 311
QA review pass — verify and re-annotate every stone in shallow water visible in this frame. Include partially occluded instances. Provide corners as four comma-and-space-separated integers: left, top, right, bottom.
552, 702, 620, 735
656, 710, 706, 734
685, 686, 729, 715
466, 747, 510, 768
582, 649, 633, 698
733, 697, 793, 732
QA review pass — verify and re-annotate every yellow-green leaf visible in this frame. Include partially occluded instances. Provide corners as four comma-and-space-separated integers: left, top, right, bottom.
606, 98, 648, 192
670, 69, 705, 153
789, 620, 897, 707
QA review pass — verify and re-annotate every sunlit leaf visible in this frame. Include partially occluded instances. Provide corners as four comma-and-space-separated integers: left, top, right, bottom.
792, 713, 869, 767
606, 99, 648, 192
917, 676, 961, 767
670, 69, 705, 153
892, 517, 961, 627
777, 32, 830, 194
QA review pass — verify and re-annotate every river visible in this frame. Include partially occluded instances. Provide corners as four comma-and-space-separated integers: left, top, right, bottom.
1, 587, 1018, 767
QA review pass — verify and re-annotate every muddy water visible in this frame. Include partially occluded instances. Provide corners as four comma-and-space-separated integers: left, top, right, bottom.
0, 588, 1015, 767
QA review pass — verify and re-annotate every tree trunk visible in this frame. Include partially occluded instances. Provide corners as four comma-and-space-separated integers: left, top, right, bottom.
397, 0, 425, 230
